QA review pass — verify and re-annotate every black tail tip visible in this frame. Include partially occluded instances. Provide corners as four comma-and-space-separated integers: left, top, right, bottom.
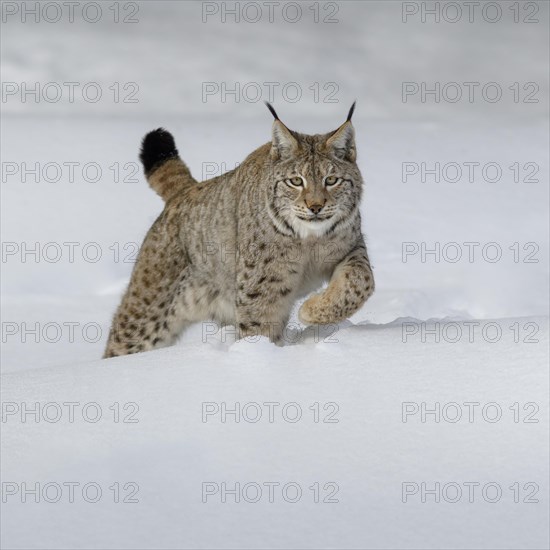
140, 128, 179, 174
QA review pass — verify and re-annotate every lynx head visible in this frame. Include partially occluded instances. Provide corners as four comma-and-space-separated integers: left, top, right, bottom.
265, 102, 362, 239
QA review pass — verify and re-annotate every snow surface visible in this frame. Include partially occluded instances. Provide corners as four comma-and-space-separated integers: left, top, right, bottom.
1, 1, 549, 549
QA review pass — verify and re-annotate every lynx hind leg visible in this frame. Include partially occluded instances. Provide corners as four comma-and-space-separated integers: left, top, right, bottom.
104, 271, 189, 358
299, 249, 374, 326
103, 217, 192, 357
104, 261, 224, 358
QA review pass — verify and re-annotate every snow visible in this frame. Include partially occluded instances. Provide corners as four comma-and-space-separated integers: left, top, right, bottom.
1, 318, 549, 549
1, 1, 549, 549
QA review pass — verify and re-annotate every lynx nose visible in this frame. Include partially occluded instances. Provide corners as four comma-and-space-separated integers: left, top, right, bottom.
307, 203, 324, 215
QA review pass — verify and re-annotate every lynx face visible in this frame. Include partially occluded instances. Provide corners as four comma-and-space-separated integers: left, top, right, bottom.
267, 123, 362, 239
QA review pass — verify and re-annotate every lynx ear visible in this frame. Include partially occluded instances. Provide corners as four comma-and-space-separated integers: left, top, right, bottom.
265, 101, 298, 160
326, 121, 356, 161
271, 120, 298, 160
326, 102, 357, 161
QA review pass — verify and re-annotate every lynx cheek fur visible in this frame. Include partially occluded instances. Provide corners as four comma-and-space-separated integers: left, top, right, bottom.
103, 103, 374, 358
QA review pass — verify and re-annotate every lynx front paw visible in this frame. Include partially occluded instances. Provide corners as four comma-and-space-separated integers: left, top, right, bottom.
299, 293, 343, 325
298, 295, 319, 325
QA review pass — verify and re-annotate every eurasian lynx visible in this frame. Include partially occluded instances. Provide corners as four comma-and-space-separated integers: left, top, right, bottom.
104, 103, 374, 357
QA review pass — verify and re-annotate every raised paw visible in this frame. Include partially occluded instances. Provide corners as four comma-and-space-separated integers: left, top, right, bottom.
298, 293, 344, 325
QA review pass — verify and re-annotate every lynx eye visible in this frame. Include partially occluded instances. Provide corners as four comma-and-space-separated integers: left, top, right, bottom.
324, 175, 340, 187
286, 176, 304, 188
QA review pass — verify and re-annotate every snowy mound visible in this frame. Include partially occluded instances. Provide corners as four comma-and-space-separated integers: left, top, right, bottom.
2, 318, 549, 549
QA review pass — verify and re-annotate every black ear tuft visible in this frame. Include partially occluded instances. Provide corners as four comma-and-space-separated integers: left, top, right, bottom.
140, 128, 178, 175
346, 101, 357, 122
264, 101, 279, 121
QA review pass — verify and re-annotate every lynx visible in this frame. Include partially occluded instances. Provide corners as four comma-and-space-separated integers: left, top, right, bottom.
103, 103, 374, 357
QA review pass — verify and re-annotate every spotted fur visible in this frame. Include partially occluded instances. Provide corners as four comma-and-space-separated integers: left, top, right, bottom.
103, 106, 374, 357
